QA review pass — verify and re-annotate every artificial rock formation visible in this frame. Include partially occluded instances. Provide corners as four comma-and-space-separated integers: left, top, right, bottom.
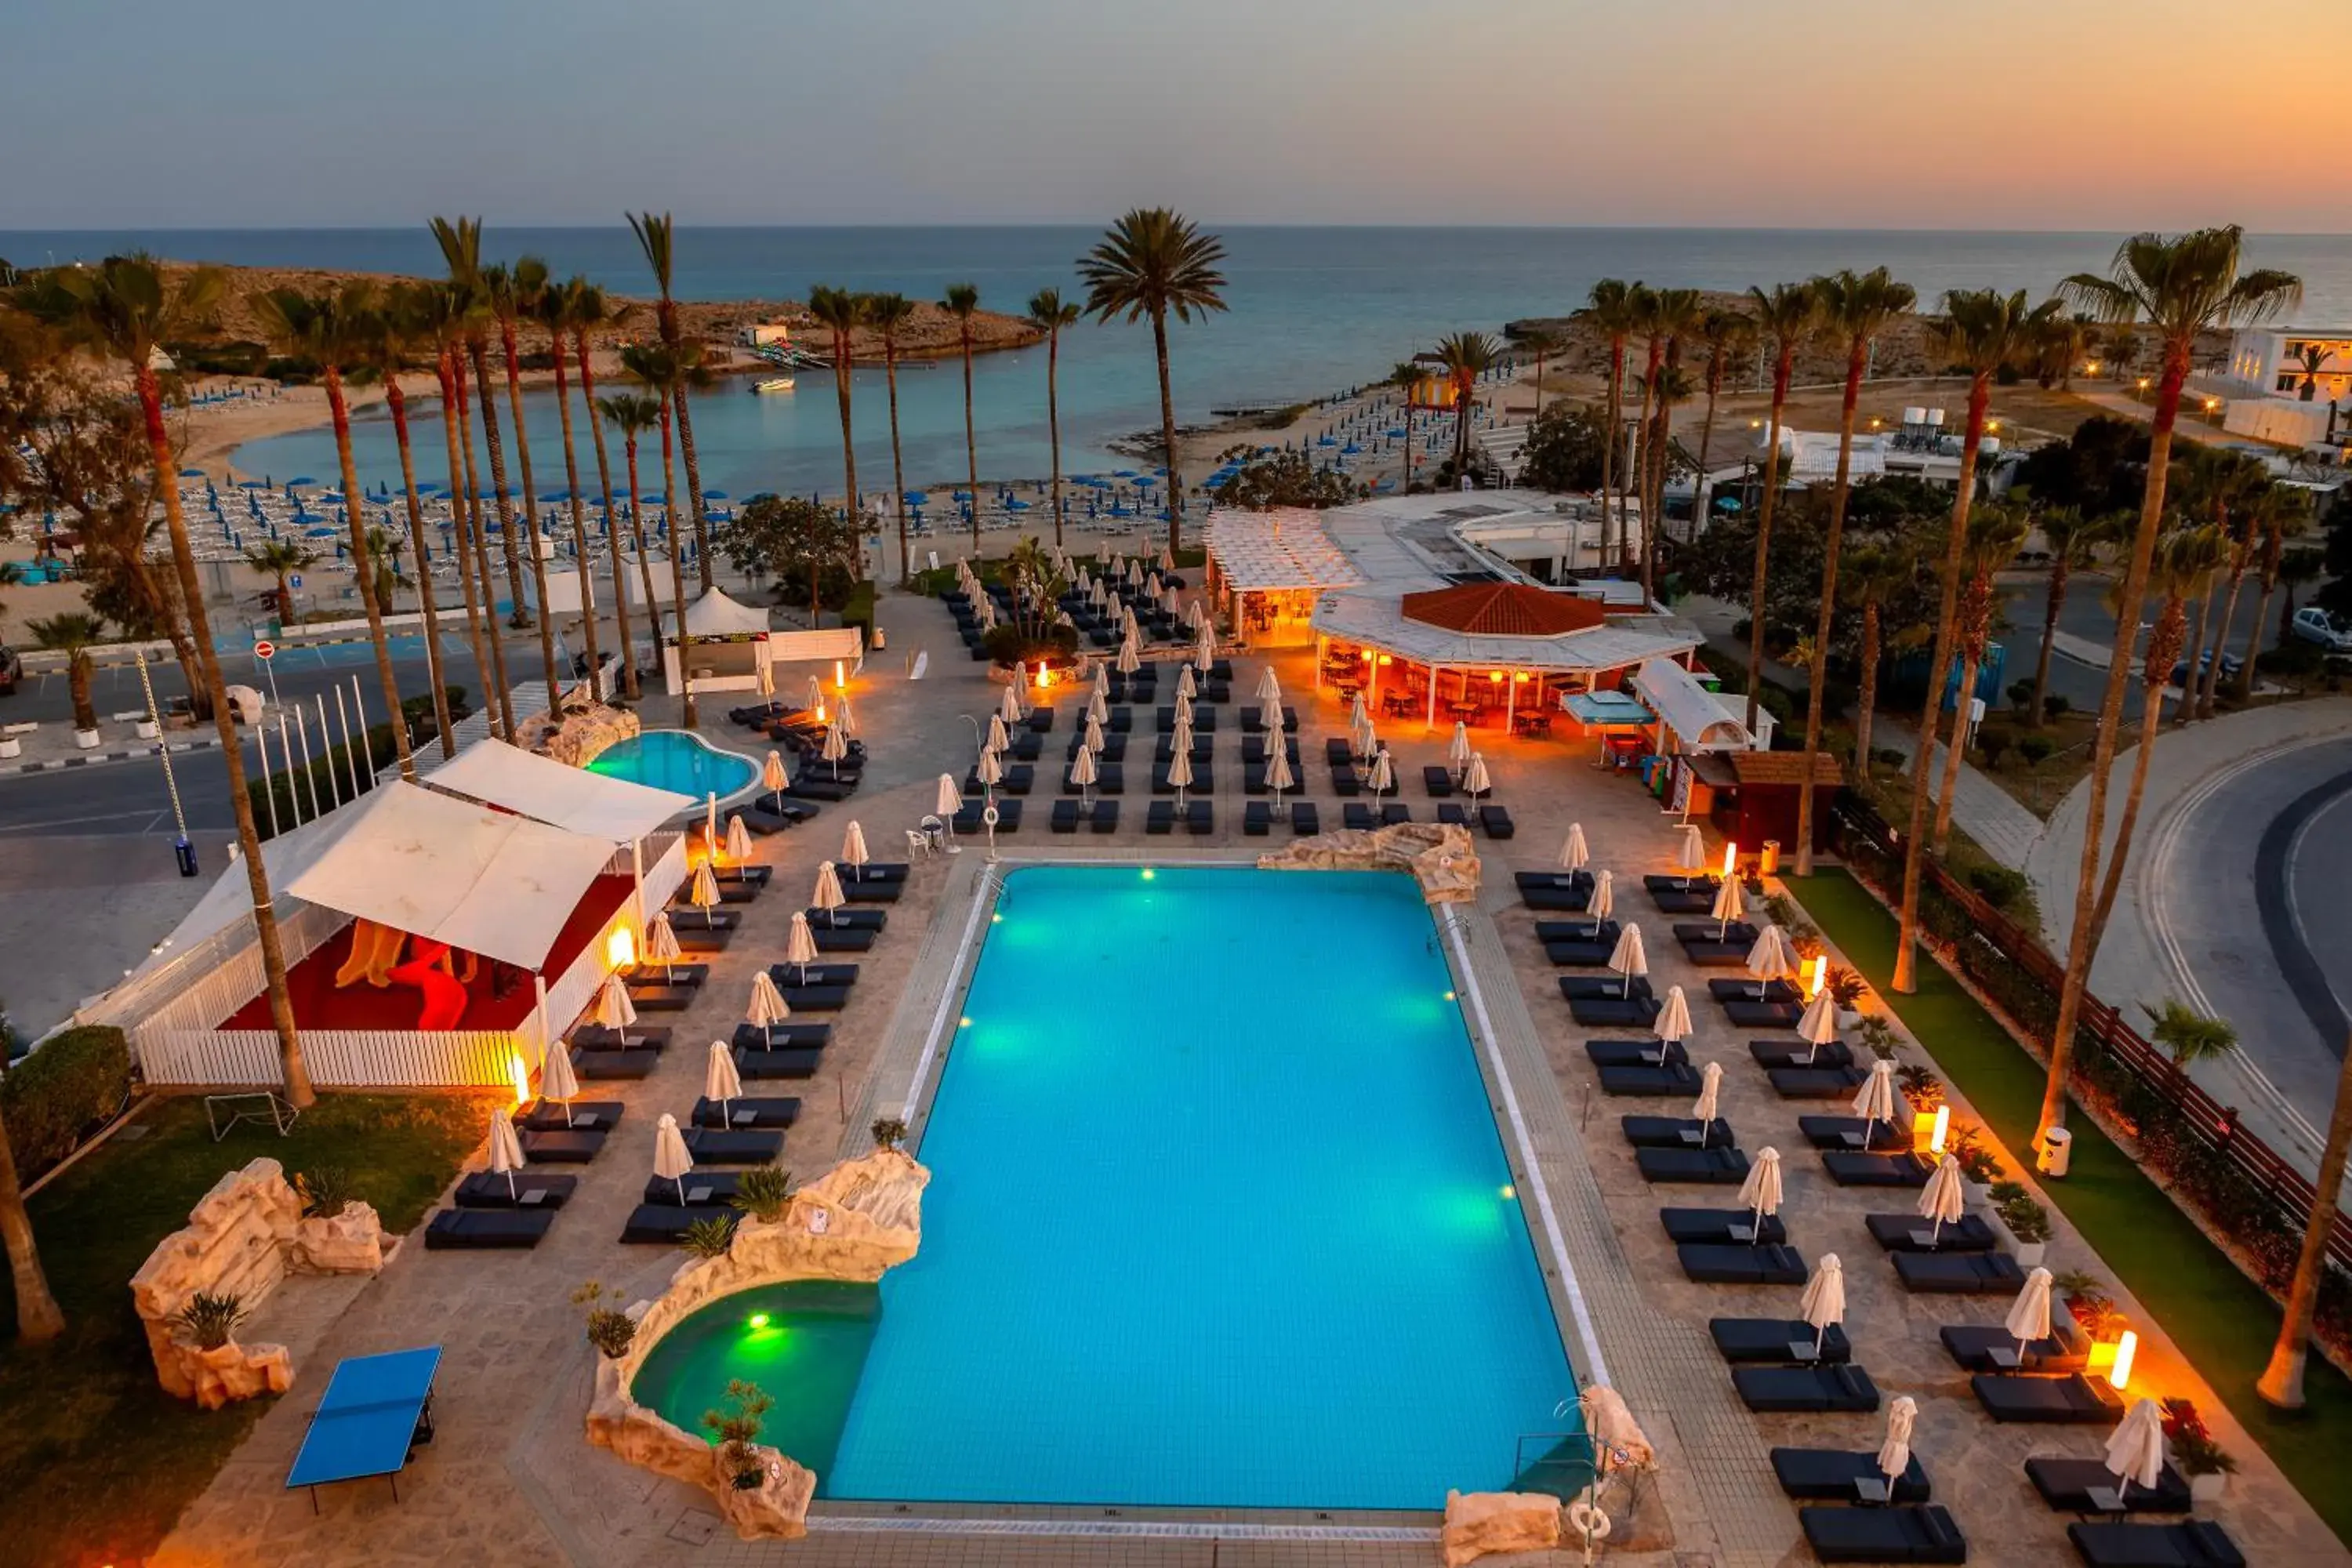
1440, 1490, 1563, 1567
586, 1148, 929, 1541
1258, 822, 1481, 904
532, 702, 640, 767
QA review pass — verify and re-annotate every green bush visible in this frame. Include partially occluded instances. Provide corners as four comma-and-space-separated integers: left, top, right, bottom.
840, 581, 877, 641
982, 621, 1078, 670
2257, 639, 2325, 677
1, 1025, 132, 1177
1965, 863, 2031, 910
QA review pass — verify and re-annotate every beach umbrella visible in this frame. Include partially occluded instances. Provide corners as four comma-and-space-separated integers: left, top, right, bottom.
653, 1112, 694, 1203
1167, 749, 1194, 809
1093, 662, 1110, 695
644, 912, 683, 981
1801, 1253, 1846, 1350
833, 695, 858, 739
1069, 742, 1098, 808
1116, 635, 1141, 676
1462, 753, 1491, 800
804, 674, 826, 713
1255, 665, 1283, 702
1266, 741, 1294, 803
1691, 1059, 1724, 1146
2002, 1263, 2056, 1359
1744, 925, 1793, 999
785, 911, 821, 985
1796, 989, 1839, 1061
1653, 982, 1691, 1044
757, 655, 777, 713
1583, 871, 1615, 936
986, 713, 1011, 753
1348, 690, 1370, 731
1448, 720, 1472, 772
540, 1037, 581, 1126
1878, 1397, 1918, 1484
489, 1108, 526, 1200
1083, 713, 1105, 753
1561, 822, 1590, 872
1711, 875, 1747, 940
1675, 822, 1708, 887
1737, 1145, 1783, 1236
762, 750, 788, 812
706, 1040, 744, 1127
1174, 690, 1195, 728
2105, 1399, 2167, 1491
813, 860, 848, 927
593, 972, 637, 1045
724, 814, 754, 864
1919, 1154, 1968, 1245
1085, 688, 1109, 726
1194, 623, 1216, 670
1851, 1058, 1898, 1138
1160, 545, 1176, 574
998, 684, 1023, 725
1171, 712, 1195, 758
975, 746, 1003, 800
1606, 923, 1647, 998
688, 861, 721, 928
748, 970, 791, 1029
1175, 664, 1196, 699
1366, 749, 1394, 800
842, 819, 870, 878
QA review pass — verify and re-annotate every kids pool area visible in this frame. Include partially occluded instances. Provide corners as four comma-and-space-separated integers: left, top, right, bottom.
584, 730, 759, 804
633, 865, 1580, 1512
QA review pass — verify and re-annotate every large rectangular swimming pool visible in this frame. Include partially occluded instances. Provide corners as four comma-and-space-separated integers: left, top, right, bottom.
825, 865, 1577, 1509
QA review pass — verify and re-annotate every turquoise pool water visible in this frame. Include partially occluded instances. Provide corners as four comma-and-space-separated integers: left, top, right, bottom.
639, 866, 1577, 1510
586, 731, 757, 802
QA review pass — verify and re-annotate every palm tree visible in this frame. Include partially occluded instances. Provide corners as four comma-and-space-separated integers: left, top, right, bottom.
621, 343, 700, 728
1621, 287, 1666, 571
363, 286, 456, 758
1639, 365, 1695, 597
2259, 1025, 2352, 1409
1433, 332, 1501, 480
865, 293, 917, 583
1842, 543, 1917, 776
1892, 289, 2056, 993
2234, 489, 2308, 702
2170, 448, 2266, 728
1519, 325, 1566, 420
806, 286, 866, 551
1791, 267, 1917, 877
628, 212, 712, 589
433, 216, 531, 725
536, 278, 604, 698
1025, 288, 1083, 548
1079, 209, 1230, 553
2194, 461, 2281, 720
1740, 281, 1818, 737
1639, 290, 1702, 557
1692, 308, 1756, 522
2035, 228, 2301, 1146
2292, 341, 2333, 401
486, 257, 564, 718
1930, 504, 2030, 848
416, 275, 509, 739
24, 255, 312, 1105
597, 392, 669, 681
1575, 280, 1642, 566
255, 283, 414, 779
245, 539, 316, 623
941, 282, 983, 550
1389, 361, 1426, 492
0, 1091, 64, 1340
28, 612, 106, 732
565, 280, 637, 699
2025, 506, 2107, 728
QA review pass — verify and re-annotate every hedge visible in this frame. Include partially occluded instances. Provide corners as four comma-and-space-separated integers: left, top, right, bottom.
247, 720, 403, 841
2, 1025, 131, 1178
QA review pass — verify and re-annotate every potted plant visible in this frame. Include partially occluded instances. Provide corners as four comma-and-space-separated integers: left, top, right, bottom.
680, 1216, 737, 1259
2161, 1398, 2236, 1501
2055, 1270, 2124, 1341
1986, 1180, 2052, 1266
1826, 966, 1869, 1029
572, 1281, 637, 1360
1894, 1062, 1944, 1109
294, 1165, 354, 1220
870, 1116, 909, 1152
728, 1165, 794, 1224
702, 1379, 776, 1491
30, 612, 107, 749
1856, 1015, 1900, 1062
169, 1290, 249, 1351
1946, 1122, 2004, 1200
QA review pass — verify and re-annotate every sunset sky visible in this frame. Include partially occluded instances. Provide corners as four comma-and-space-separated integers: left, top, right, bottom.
6, 0, 2346, 230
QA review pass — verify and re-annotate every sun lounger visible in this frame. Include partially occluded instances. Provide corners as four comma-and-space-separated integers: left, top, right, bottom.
517, 1124, 609, 1162
1751, 1038, 1857, 1070
643, 1172, 743, 1206
1544, 940, 1615, 967
765, 961, 858, 987
516, 1100, 622, 1131
768, 985, 850, 1011
1573, 996, 1665, 1028
786, 775, 858, 801
1679, 941, 1751, 966
1645, 873, 1721, 895
666, 906, 742, 932
619, 1204, 739, 1245
1673, 920, 1759, 945
681, 1128, 784, 1164
1436, 803, 1470, 828
1342, 803, 1377, 831
1522, 884, 1594, 911
733, 1046, 822, 1079
965, 764, 1034, 796
1595, 1061, 1695, 1098
746, 797, 819, 826
1052, 799, 1082, 833
454, 1172, 578, 1209
2026, 1457, 2190, 1515
1944, 1319, 2091, 1374
1184, 800, 1213, 834
1710, 977, 1802, 1004
1649, 887, 1719, 915
425, 1207, 553, 1249
1156, 705, 1215, 732
805, 907, 886, 931
1682, 1242, 1809, 1284
1329, 766, 1362, 797
1639, 1145, 1752, 1185
1711, 1318, 1848, 1363
1088, 800, 1120, 833
670, 926, 732, 954
1147, 800, 1176, 833
1866, 1213, 1997, 1252
1621, 1116, 1733, 1148
1726, 999, 1806, 1029
1588, 1038, 1686, 1068
1771, 1446, 1931, 1502
1241, 704, 1297, 733
808, 927, 876, 953
691, 1095, 803, 1130
730, 1022, 831, 1051
1286, 801, 1316, 835
840, 879, 902, 904
953, 799, 1022, 834
568, 1047, 657, 1081
1379, 802, 1410, 826
712, 865, 772, 888
1769, 1064, 1869, 1098
1733, 1362, 1880, 1412
1421, 765, 1455, 798
700, 882, 758, 906
1975, 1374, 2127, 1425
1560, 975, 1654, 1001
622, 962, 708, 989
1324, 737, 1353, 766
1802, 1116, 1912, 1152
1536, 917, 1618, 942
1479, 805, 1515, 838
2065, 1522, 2243, 1567
837, 862, 909, 884
623, 983, 695, 1011
1245, 801, 1273, 836
1822, 1151, 1933, 1186
1664, 1209, 1788, 1246
1801, 1504, 1966, 1563
1895, 1250, 2027, 1293
569, 1025, 670, 1051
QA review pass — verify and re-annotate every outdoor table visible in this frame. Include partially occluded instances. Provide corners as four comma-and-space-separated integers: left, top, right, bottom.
286, 1345, 442, 1512
1907, 1229, 1940, 1250
1985, 1345, 2021, 1370
1727, 1224, 1755, 1243
1677, 1128, 1704, 1145
1853, 1476, 1890, 1505
2083, 1485, 2125, 1517
1787, 1339, 1820, 1362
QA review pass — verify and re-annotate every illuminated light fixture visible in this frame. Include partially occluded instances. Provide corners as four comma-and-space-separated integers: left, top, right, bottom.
959, 1016, 974, 1028
1488, 670, 1504, 684
1036, 664, 1054, 689
2085, 361, 2100, 376
1806, 955, 1828, 998
2107, 1329, 2138, 1391
815, 701, 827, 724
606, 926, 636, 971
1141, 867, 1156, 880
1721, 841, 1738, 879
2203, 397, 2220, 412
1986, 419, 2002, 433
2137, 378, 2151, 391
1443, 989, 1457, 1002
991, 913, 1003, 924
1499, 1184, 1516, 1200
1749, 418, 1762, 429
1359, 647, 1374, 662
1930, 1105, 1950, 1153
509, 1053, 532, 1109
833, 659, 848, 692
1377, 654, 1393, 666
749, 1312, 771, 1329
1513, 671, 1530, 684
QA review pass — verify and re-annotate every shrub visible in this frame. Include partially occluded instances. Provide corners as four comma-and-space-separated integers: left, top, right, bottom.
730, 1165, 795, 1223
1826, 966, 1868, 1008
572, 1282, 636, 1359
1857, 1015, 1900, 1058
2256, 639, 2324, 677
1965, 864, 2031, 910
1973, 726, 2013, 771
1996, 1191, 2052, 1244
2055, 1271, 2123, 1339
293, 1166, 354, 1218
399, 686, 470, 742
702, 1379, 775, 1488
870, 1116, 908, 1151
2043, 693, 2071, 718
2006, 679, 2034, 711
1, 1024, 132, 1177
1896, 1062, 1944, 1106
2160, 1399, 2236, 1475
169, 1290, 249, 1350
840, 581, 877, 641
681, 1216, 736, 1258
982, 621, 1078, 670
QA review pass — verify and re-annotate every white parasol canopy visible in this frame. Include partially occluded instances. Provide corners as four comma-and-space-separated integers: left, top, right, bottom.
1739, 1145, 1783, 1225
1653, 982, 1691, 1044
1083, 713, 1106, 753
1802, 1252, 1847, 1348
1175, 664, 1196, 699
644, 911, 683, 978
706, 1039, 743, 1122
841, 819, 869, 870
812, 861, 847, 924
748, 970, 791, 1029
687, 860, 722, 927
1691, 1059, 1724, 1140
1675, 822, 1707, 877
1116, 635, 1141, 675
1852, 1058, 1898, 1132
1588, 868, 1616, 925
1878, 1396, 1918, 1483
1086, 689, 1109, 725
539, 1038, 580, 1119
935, 772, 962, 818
762, 750, 788, 809
1745, 926, 1793, 996
999, 684, 1023, 725
1255, 665, 1283, 702
2104, 1398, 2167, 1490
724, 814, 753, 864
593, 972, 637, 1042
1069, 743, 1098, 804
1711, 875, 1746, 938
1606, 923, 1648, 996
1560, 822, 1590, 872
1266, 742, 1295, 800
1167, 749, 1195, 808
832, 695, 858, 739
1796, 989, 1839, 1058
987, 713, 1011, 752
1366, 749, 1395, 797
784, 911, 820, 978
819, 725, 850, 779
1462, 753, 1491, 799
1919, 1154, 1968, 1243
653, 1111, 694, 1203
2005, 1265, 2056, 1348
1448, 720, 1472, 768
489, 1108, 526, 1200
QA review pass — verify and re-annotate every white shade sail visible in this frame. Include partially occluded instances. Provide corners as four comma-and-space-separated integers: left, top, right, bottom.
426, 739, 694, 842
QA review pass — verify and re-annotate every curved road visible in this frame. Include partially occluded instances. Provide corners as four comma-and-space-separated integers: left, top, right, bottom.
2265, 763, 2352, 1052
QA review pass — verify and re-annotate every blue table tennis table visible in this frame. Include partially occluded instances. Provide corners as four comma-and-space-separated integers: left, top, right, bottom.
285, 1345, 441, 1510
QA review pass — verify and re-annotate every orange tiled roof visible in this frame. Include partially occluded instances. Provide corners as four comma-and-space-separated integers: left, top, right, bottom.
1398, 582, 1606, 638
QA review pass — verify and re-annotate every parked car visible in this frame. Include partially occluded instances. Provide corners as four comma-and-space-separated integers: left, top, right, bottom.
2289, 607, 2352, 654
0, 644, 20, 695
2168, 649, 2243, 688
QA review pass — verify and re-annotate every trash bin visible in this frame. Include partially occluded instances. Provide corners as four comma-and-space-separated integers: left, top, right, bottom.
173, 835, 200, 878
2037, 1127, 2072, 1178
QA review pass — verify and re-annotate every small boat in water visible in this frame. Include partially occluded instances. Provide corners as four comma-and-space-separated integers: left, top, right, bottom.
753, 376, 796, 394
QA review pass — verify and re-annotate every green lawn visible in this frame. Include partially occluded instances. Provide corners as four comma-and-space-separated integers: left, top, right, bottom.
0, 1092, 487, 1567
1789, 870, 2352, 1548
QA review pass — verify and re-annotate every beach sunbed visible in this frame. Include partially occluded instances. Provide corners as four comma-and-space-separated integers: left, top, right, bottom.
1422, 765, 1455, 797
1972, 1374, 2128, 1425
1752, 1038, 1857, 1071
1679, 941, 1751, 967
643, 1172, 742, 1207
2025, 1457, 2189, 1515
805, 907, 886, 931
424, 1208, 552, 1250
1621, 1115, 1733, 1148
516, 1124, 609, 1162
681, 1128, 785, 1164
1244, 801, 1273, 836
733, 1046, 822, 1080
730, 1022, 832, 1052
1638, 1145, 1751, 1184
2064, 1522, 2243, 1568
1560, 975, 1654, 1002
1894, 1250, 2027, 1293
1710, 1318, 1847, 1363
1089, 800, 1120, 833
1726, 999, 1805, 1029
1595, 1060, 1696, 1096
1770, 1446, 1931, 1502
1801, 1116, 1912, 1152
1801, 1505, 1966, 1564
1479, 805, 1515, 838
808, 927, 877, 953
1821, 1151, 1933, 1186
1943, 1319, 2091, 1374
1733, 1363, 1881, 1412
567, 1047, 657, 1081
1662, 1209, 1787, 1246
516, 1100, 622, 1131
1709, 977, 1801, 1004
1769, 1064, 1869, 1098
690, 1095, 803, 1130
1290, 801, 1319, 835
1865, 1212, 1997, 1252
1649, 887, 1718, 915
1681, 1243, 1808, 1285
453, 1172, 578, 1210
1342, 803, 1377, 831
619, 1204, 740, 1245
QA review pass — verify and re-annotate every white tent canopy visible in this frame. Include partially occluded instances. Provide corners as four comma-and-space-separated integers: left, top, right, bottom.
1205, 508, 1363, 593
123, 798, 368, 978
284, 780, 621, 971
1629, 657, 1763, 753
525, 570, 594, 617
682, 586, 772, 637
425, 739, 692, 841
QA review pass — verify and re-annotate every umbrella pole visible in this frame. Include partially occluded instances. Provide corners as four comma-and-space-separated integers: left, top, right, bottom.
507, 1169, 517, 1200
676, 1174, 687, 1203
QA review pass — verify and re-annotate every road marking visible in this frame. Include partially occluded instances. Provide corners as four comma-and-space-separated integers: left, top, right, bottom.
0, 808, 169, 835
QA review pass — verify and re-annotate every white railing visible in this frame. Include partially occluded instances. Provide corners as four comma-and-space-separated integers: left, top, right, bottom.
143, 1028, 520, 1089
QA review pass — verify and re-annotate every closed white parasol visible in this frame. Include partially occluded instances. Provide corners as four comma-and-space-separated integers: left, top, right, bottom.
706, 1039, 743, 1124
724, 813, 753, 864
1744, 924, 1793, 999
1256, 664, 1283, 702
1653, 982, 1692, 1044
489, 1107, 526, 1200
593, 972, 637, 1044
1069, 743, 1099, 807
644, 912, 682, 980
1711, 875, 1746, 939
1561, 822, 1589, 872
1463, 753, 1492, 800
1738, 1145, 1783, 1232
1265, 742, 1294, 802
1878, 1396, 1918, 1483
1167, 749, 1195, 808
1691, 1059, 1725, 1145
812, 861, 848, 927
688, 860, 721, 928
1796, 989, 1839, 1060
747, 970, 792, 1029
539, 1040, 580, 1123
2104, 1397, 2167, 1491
1918, 1153, 1968, 1245
653, 1112, 694, 1203
762, 750, 788, 811
2004, 1265, 2056, 1352
1675, 822, 1707, 885
1606, 922, 1648, 998
1448, 720, 1472, 771
1802, 1252, 1847, 1349
1851, 1058, 1898, 1137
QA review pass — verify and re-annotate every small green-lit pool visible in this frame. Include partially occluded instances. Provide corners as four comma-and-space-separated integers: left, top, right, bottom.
630, 1280, 881, 1479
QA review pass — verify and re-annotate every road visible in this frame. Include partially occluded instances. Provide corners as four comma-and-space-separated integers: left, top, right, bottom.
1994, 571, 2292, 721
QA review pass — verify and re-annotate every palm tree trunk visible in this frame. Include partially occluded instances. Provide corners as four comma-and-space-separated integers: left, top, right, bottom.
2030, 556, 2070, 728
1795, 345, 1867, 876
1532, 347, 1547, 420
961, 330, 980, 553
2176, 587, 2213, 729
499, 324, 563, 719
658, 407, 695, 728
575, 331, 637, 701
1152, 310, 1183, 554
1401, 401, 1414, 492
2089, 670, 2168, 941
831, 328, 859, 555
1629, 343, 1660, 575
136, 365, 312, 1107
448, 361, 513, 740
623, 438, 663, 669
1856, 607, 1882, 778
1601, 342, 1624, 566
274, 572, 293, 623
2197, 559, 2250, 719
0, 1100, 64, 1340
1743, 357, 1793, 737
1046, 328, 1065, 548
2238, 553, 2281, 703
1893, 371, 1991, 993
2258, 1027, 2352, 1409
468, 339, 531, 639
383, 379, 456, 758
2036, 347, 2193, 1145
68, 655, 94, 732
671, 387, 710, 592
886, 342, 910, 584
1933, 640, 1983, 851
549, 349, 604, 699
325, 367, 414, 779
1694, 359, 1723, 538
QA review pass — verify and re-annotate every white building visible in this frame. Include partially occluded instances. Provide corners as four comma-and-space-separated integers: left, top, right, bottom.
2215, 328, 2351, 451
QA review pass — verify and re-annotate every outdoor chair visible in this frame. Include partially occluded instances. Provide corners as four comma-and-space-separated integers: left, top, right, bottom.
1663, 1209, 1787, 1245
1734, 1363, 1881, 1413
2025, 1457, 2190, 1515
1682, 1242, 1808, 1284
1771, 1446, 1932, 1502
1800, 1504, 1966, 1563
2065, 1522, 2243, 1567
1711, 1319, 1849, 1363
1972, 1373, 2127, 1424
425, 1208, 553, 1249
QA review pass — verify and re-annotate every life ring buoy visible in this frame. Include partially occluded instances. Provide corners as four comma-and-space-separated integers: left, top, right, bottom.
1566, 1498, 1612, 1541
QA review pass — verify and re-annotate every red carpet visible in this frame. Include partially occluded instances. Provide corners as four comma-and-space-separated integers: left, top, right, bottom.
216, 875, 637, 1033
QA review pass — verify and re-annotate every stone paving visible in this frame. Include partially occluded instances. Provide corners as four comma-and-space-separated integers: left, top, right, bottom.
148, 582, 2347, 1567
1867, 724, 2047, 875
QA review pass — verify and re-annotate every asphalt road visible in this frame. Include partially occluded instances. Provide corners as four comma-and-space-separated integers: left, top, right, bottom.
1994, 572, 2292, 720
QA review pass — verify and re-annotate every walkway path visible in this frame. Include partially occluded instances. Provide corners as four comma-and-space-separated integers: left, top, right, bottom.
1868, 725, 2047, 876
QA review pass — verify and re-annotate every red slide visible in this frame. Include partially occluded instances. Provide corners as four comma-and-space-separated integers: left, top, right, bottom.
388, 939, 469, 1030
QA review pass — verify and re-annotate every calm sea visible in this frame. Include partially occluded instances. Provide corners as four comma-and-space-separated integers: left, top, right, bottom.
9, 226, 2350, 500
